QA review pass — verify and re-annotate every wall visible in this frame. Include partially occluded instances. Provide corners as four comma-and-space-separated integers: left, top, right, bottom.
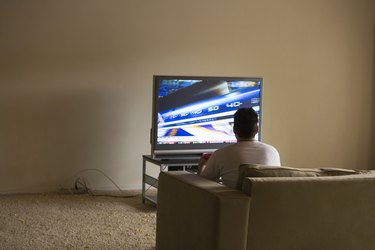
371, 22, 375, 169
0, 0, 374, 193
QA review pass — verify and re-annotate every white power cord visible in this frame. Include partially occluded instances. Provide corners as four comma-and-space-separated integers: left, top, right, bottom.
61, 168, 138, 198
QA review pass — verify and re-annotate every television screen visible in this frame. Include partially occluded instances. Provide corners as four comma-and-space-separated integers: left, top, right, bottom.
151, 75, 263, 157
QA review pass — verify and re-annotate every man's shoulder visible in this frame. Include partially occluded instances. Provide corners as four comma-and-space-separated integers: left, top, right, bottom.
216, 143, 238, 152
254, 140, 277, 149
209, 144, 238, 158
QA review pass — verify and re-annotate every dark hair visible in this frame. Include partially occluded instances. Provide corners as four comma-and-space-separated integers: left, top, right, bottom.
233, 108, 259, 138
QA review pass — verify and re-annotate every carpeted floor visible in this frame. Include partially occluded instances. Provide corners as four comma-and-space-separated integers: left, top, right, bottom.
0, 192, 156, 249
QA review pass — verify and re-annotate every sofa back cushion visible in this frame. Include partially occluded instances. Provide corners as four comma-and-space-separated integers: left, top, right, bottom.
236, 164, 321, 190
319, 168, 363, 176
236, 164, 363, 191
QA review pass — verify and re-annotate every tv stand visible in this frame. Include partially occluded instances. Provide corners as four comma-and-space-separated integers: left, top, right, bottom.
142, 155, 199, 205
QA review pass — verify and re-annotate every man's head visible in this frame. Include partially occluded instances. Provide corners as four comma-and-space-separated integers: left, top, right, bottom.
233, 108, 259, 140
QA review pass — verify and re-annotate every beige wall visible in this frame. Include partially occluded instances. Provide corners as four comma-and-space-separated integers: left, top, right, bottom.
0, 0, 374, 193
371, 21, 375, 169
371, 44, 375, 169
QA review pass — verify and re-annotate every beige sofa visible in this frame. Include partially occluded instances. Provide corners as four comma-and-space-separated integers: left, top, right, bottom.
156, 164, 375, 250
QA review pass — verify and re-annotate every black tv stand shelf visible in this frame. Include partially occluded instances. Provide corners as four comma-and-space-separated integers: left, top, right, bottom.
142, 155, 199, 205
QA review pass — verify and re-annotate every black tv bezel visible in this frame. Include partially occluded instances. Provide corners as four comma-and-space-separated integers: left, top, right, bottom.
150, 75, 263, 158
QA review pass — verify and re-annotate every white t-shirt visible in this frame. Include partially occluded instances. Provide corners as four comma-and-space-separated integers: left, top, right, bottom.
200, 140, 281, 188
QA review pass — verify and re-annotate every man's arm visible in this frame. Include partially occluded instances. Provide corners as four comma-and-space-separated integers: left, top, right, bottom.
198, 153, 221, 182
197, 153, 211, 175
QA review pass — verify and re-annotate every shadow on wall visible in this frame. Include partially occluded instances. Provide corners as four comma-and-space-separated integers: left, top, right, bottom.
0, 86, 128, 191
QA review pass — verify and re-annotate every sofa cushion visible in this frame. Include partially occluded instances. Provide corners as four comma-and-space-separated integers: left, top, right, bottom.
237, 164, 364, 191
236, 164, 321, 190
242, 175, 375, 249
319, 168, 363, 176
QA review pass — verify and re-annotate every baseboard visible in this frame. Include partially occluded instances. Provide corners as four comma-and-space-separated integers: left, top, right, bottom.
0, 183, 143, 195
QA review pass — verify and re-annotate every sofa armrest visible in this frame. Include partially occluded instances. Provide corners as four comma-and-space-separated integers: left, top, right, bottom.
156, 171, 251, 250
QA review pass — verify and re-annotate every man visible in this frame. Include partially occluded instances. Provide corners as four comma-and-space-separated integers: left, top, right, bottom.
198, 107, 281, 188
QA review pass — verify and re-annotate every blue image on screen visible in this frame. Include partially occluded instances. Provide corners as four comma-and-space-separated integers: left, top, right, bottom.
156, 79, 261, 145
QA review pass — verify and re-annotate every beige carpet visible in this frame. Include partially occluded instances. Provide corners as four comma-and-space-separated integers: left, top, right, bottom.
0, 192, 156, 249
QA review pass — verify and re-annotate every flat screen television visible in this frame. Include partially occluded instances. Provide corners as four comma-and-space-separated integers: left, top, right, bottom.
151, 75, 263, 158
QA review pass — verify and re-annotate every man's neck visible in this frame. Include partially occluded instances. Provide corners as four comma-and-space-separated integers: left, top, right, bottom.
237, 137, 255, 142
